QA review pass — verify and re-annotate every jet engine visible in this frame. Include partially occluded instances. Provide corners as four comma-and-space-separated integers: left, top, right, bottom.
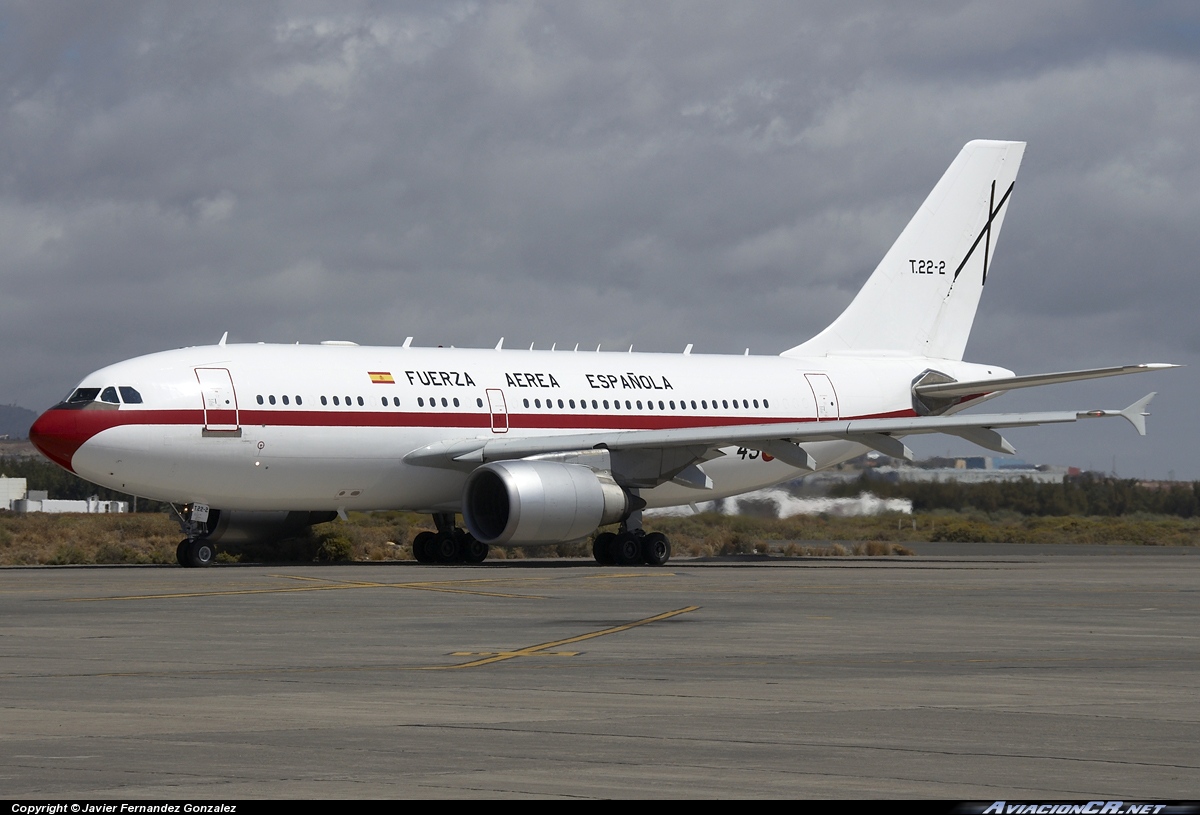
462, 460, 631, 545
198, 509, 339, 544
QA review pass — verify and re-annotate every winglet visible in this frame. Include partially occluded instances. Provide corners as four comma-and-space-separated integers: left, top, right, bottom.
1120, 392, 1156, 436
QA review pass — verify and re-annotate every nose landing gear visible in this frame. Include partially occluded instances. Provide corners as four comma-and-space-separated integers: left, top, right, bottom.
171, 504, 217, 568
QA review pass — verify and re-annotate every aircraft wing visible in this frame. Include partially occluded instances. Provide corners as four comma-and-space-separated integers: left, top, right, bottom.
405, 392, 1157, 471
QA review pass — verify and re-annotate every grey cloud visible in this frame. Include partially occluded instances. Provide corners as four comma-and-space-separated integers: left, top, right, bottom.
1, 1, 1197, 476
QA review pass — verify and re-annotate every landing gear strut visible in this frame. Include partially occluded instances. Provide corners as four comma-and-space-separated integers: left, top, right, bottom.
170, 504, 217, 568
411, 513, 489, 564
592, 509, 671, 566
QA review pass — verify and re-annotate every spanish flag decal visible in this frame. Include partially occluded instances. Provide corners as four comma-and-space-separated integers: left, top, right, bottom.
368, 371, 395, 384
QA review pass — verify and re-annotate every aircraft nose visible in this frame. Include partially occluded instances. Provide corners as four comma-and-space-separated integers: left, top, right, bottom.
29, 407, 83, 472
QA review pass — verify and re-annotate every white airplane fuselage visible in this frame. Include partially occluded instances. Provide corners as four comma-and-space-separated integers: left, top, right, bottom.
29, 140, 1170, 565
34, 342, 1006, 513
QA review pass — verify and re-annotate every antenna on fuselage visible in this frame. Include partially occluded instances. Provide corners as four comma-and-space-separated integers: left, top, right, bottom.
495, 338, 504, 350
218, 331, 228, 346
684, 343, 693, 355
402, 337, 413, 348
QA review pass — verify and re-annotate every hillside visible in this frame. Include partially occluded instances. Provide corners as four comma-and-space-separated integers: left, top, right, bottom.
0, 404, 36, 440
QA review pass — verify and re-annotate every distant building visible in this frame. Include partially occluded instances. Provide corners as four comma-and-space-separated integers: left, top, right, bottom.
873, 464, 1067, 485
1, 477, 27, 510
2, 477, 127, 513
13, 495, 128, 514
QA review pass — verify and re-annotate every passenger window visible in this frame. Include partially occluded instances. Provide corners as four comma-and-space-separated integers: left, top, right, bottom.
296, 396, 303, 405
381, 397, 388, 407
395, 397, 402, 407
321, 396, 328, 406
119, 387, 143, 404
476, 398, 483, 408
100, 387, 120, 404
417, 397, 424, 407
357, 396, 364, 406
257, 395, 264, 405
453, 398, 460, 407
282, 395, 290, 405
441, 397, 448, 407
763, 399, 770, 408
333, 396, 340, 406
523, 399, 530, 408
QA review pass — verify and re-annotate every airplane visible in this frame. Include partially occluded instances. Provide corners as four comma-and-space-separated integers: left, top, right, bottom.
28, 139, 1176, 567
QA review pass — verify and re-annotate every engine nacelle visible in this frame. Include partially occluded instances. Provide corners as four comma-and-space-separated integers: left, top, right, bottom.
200, 509, 339, 544
462, 461, 630, 545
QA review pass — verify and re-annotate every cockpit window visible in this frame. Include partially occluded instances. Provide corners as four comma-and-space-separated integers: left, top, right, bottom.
100, 387, 120, 405
68, 388, 101, 404
119, 386, 143, 404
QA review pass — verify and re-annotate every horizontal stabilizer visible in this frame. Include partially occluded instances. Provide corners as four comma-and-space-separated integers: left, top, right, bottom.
913, 363, 1179, 399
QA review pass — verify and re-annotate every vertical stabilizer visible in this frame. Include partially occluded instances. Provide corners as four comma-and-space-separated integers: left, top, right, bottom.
783, 140, 1025, 361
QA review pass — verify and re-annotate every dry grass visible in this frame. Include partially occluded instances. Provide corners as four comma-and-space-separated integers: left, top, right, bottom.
0, 508, 1193, 565
0, 512, 179, 565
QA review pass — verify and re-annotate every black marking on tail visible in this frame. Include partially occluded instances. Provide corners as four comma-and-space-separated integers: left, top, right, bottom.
952, 179, 1015, 286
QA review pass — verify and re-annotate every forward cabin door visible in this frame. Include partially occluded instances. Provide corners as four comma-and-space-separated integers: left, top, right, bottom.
804, 373, 840, 421
486, 389, 509, 433
195, 367, 241, 432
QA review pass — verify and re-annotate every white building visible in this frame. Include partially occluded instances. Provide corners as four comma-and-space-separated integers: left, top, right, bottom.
13, 495, 127, 514
0, 476, 27, 510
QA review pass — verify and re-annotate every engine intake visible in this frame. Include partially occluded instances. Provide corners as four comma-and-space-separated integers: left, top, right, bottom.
462, 460, 630, 545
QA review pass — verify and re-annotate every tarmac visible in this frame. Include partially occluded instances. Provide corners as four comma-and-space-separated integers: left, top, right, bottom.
1, 545, 1197, 799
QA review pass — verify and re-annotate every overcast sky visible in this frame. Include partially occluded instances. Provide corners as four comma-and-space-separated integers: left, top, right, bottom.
1, 2, 1197, 478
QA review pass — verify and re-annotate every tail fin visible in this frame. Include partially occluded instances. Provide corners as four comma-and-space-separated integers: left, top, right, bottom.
783, 139, 1025, 361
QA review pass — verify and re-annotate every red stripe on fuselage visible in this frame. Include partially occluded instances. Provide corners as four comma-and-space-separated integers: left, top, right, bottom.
29, 405, 919, 471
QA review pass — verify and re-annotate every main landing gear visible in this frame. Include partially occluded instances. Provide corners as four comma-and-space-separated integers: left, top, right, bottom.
591, 511, 671, 566
411, 512, 489, 564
